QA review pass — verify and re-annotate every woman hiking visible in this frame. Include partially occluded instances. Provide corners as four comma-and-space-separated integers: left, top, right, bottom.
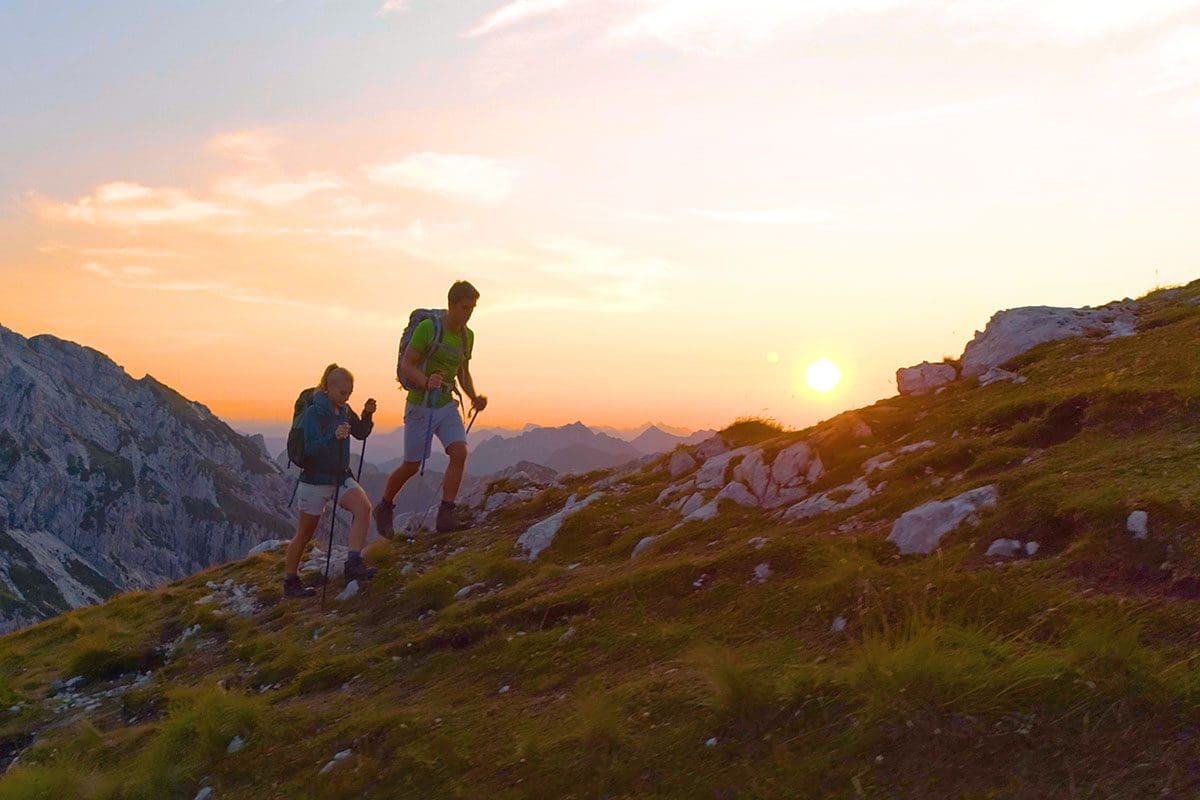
283, 364, 378, 598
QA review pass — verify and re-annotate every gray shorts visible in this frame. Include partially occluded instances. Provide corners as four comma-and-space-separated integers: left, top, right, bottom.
295, 477, 361, 516
403, 401, 466, 462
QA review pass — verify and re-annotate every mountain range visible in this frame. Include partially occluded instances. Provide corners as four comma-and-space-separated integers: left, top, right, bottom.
0, 324, 292, 633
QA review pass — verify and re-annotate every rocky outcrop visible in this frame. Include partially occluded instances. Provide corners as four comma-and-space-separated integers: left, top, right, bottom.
897, 362, 957, 396
961, 304, 1136, 378
896, 302, 1137, 394
516, 492, 603, 560
0, 324, 292, 632
887, 485, 999, 555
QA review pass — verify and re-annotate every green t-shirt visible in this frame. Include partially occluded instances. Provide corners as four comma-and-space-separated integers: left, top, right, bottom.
406, 318, 473, 408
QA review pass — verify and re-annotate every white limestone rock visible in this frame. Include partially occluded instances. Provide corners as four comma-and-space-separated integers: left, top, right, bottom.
516, 492, 603, 560
454, 582, 486, 599
679, 492, 706, 517
985, 538, 1024, 558
978, 367, 1028, 387
771, 441, 818, 487
247, 539, 288, 557
336, 581, 359, 602
692, 435, 730, 461
657, 479, 694, 506
732, 450, 770, 499
694, 446, 754, 490
681, 501, 719, 525
887, 485, 999, 555
631, 536, 660, 559
960, 304, 1137, 378
896, 361, 957, 396
716, 481, 759, 508
783, 478, 879, 521
1127, 510, 1149, 539
668, 449, 698, 478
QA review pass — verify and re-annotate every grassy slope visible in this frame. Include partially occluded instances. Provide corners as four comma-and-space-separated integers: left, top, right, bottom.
4, 284, 1200, 798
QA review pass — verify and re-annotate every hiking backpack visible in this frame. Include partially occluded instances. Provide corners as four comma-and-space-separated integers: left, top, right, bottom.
285, 387, 317, 469
395, 309, 472, 390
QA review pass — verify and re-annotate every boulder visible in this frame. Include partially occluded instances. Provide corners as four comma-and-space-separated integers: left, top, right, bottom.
960, 304, 1137, 378
770, 441, 817, 487
716, 481, 759, 508
656, 480, 694, 506
887, 485, 999, 555
692, 435, 729, 461
630, 535, 660, 558
1127, 510, 1149, 539
679, 492, 706, 517
694, 446, 753, 490
978, 367, 1028, 387
896, 361, 957, 396
681, 500, 719, 525
668, 449, 698, 478
516, 492, 603, 560
783, 478, 878, 521
985, 538, 1024, 557
732, 450, 770, 499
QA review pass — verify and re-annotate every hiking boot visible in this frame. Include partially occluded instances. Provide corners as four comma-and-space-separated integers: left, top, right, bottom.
282, 574, 316, 598
343, 555, 378, 582
436, 502, 471, 534
373, 499, 396, 540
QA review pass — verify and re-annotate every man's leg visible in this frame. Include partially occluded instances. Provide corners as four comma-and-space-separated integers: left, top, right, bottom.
375, 404, 433, 539
435, 411, 471, 533
442, 442, 467, 503
383, 461, 420, 504
374, 460, 419, 539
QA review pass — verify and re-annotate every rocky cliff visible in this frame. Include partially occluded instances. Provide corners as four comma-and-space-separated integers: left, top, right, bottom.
0, 325, 292, 632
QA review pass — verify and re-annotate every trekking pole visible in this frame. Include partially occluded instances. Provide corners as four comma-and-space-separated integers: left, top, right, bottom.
464, 405, 481, 437
320, 443, 349, 608
419, 388, 439, 477
357, 398, 376, 483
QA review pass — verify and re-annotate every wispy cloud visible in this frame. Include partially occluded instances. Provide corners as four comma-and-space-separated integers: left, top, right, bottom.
464, 0, 579, 37
378, 0, 410, 17
31, 182, 240, 227
79, 261, 399, 328
466, 0, 1200, 52
609, 0, 907, 53
496, 236, 674, 313
365, 152, 523, 203
215, 173, 343, 206
690, 207, 835, 225
943, 0, 1200, 45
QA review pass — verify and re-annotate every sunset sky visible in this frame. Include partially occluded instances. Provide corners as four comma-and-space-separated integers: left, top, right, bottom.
2, 1, 1199, 432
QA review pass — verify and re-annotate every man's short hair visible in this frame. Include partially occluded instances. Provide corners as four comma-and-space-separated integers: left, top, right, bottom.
448, 280, 480, 306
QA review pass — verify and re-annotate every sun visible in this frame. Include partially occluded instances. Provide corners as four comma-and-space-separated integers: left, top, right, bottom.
805, 359, 842, 393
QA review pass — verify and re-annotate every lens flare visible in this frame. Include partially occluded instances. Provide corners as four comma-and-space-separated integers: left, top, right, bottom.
805, 359, 842, 393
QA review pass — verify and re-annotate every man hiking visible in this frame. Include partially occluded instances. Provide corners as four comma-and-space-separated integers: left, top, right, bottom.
374, 280, 487, 538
